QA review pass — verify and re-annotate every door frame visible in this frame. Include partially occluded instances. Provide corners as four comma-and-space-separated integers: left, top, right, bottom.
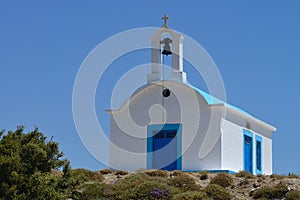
255, 135, 262, 174
147, 123, 182, 170
243, 129, 254, 174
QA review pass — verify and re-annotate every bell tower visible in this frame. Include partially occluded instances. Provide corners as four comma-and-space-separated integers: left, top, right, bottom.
147, 15, 187, 84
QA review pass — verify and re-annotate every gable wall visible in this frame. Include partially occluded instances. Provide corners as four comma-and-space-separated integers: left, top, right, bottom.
109, 82, 222, 171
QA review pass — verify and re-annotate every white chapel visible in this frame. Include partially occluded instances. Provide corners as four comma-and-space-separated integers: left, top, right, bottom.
106, 16, 276, 175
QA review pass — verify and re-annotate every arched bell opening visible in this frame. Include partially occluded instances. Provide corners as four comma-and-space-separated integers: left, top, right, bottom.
160, 33, 173, 80
147, 15, 186, 84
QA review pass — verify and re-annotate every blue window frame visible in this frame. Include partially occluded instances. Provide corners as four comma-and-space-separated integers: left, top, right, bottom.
256, 135, 262, 174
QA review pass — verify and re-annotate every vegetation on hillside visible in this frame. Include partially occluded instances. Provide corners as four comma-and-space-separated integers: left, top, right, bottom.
1, 127, 300, 200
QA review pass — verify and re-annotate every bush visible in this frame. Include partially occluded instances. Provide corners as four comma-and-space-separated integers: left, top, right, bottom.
288, 172, 299, 178
170, 170, 183, 177
103, 173, 150, 199
99, 168, 113, 175
114, 170, 128, 176
116, 173, 150, 187
270, 174, 285, 180
252, 184, 288, 199
80, 182, 106, 200
145, 170, 169, 178
72, 168, 104, 182
204, 184, 232, 200
286, 190, 300, 200
238, 179, 250, 186
235, 171, 254, 179
210, 173, 233, 188
168, 173, 199, 191
199, 173, 209, 180
172, 191, 208, 200
116, 180, 172, 200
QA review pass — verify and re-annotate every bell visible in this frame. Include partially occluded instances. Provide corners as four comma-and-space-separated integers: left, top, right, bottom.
161, 38, 172, 56
162, 43, 172, 55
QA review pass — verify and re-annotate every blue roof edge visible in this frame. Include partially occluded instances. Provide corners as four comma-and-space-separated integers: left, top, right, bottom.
186, 84, 262, 117
188, 83, 276, 131
188, 84, 252, 117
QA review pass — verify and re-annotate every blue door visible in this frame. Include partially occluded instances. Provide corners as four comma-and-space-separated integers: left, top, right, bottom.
244, 135, 253, 173
153, 130, 178, 170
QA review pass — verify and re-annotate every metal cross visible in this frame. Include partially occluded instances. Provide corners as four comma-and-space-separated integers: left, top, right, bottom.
162, 14, 169, 28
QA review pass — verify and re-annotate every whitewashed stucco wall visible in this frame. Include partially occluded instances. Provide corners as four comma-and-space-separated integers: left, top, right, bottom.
262, 137, 272, 174
109, 81, 274, 173
221, 118, 273, 175
109, 81, 223, 171
221, 118, 244, 172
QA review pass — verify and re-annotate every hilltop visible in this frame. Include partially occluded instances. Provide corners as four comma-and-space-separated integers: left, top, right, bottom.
76, 169, 300, 200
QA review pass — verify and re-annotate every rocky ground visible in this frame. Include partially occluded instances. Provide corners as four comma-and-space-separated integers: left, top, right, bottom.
100, 169, 300, 199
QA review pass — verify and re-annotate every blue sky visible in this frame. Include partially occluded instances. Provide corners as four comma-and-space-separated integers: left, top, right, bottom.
0, 1, 300, 174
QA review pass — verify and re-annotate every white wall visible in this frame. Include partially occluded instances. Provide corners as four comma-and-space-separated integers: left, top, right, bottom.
221, 118, 273, 175
109, 116, 147, 171
109, 81, 222, 171
109, 81, 274, 173
263, 137, 272, 174
225, 108, 273, 139
221, 119, 244, 172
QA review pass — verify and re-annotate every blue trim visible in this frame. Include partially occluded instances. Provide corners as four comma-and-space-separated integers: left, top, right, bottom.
243, 129, 253, 138
208, 170, 236, 174
147, 123, 182, 170
184, 170, 236, 174
146, 126, 154, 169
243, 129, 254, 174
189, 84, 252, 117
255, 135, 262, 175
176, 125, 182, 170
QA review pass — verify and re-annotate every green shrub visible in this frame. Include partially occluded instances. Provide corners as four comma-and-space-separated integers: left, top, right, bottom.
204, 184, 232, 200
270, 174, 285, 180
132, 181, 172, 200
235, 171, 254, 179
199, 173, 209, 180
88, 171, 104, 182
145, 170, 169, 178
238, 179, 250, 186
210, 173, 233, 188
99, 168, 113, 175
114, 170, 128, 176
117, 173, 150, 186
170, 170, 183, 177
80, 182, 106, 200
286, 190, 300, 200
113, 180, 173, 200
168, 173, 199, 191
288, 172, 299, 178
103, 173, 150, 199
72, 168, 104, 182
252, 184, 288, 199
172, 191, 208, 200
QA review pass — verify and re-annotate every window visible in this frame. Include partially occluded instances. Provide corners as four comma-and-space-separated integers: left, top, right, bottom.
154, 132, 164, 139
166, 131, 177, 138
